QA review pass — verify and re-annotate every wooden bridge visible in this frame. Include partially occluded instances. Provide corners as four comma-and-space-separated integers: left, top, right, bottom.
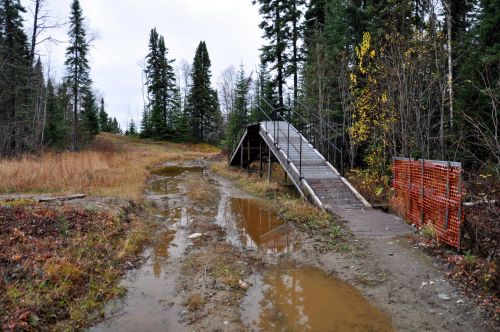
229, 120, 411, 238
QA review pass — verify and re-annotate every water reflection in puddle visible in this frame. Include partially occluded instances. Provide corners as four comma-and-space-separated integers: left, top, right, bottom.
224, 197, 300, 253
242, 264, 394, 331
93, 207, 188, 332
149, 178, 182, 195
152, 230, 176, 277
151, 165, 203, 177
149, 166, 204, 195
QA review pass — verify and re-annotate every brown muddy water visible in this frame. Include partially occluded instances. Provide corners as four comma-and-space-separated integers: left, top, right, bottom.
226, 197, 301, 253
93, 164, 393, 331
242, 264, 394, 331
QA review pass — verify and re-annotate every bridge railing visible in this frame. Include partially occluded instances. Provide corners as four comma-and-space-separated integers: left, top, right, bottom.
255, 96, 345, 176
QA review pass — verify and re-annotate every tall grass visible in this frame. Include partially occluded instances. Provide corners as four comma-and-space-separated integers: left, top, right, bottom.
0, 133, 219, 200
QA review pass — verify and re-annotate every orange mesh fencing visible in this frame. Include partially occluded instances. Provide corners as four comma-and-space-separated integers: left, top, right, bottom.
390, 158, 464, 249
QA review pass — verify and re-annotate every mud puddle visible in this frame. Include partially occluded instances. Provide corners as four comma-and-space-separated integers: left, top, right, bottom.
242, 263, 394, 331
93, 167, 201, 332
94, 163, 395, 331
148, 166, 204, 196
221, 197, 301, 253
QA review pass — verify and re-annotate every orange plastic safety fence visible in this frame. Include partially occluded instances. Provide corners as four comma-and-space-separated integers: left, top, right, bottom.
390, 158, 464, 249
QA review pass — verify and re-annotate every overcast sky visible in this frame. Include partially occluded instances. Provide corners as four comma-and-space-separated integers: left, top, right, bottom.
29, 0, 263, 129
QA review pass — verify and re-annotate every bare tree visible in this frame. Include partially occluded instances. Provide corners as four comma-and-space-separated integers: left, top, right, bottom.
179, 60, 192, 109
218, 65, 237, 116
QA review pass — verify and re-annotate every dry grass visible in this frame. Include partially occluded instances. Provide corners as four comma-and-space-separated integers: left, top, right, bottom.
210, 161, 283, 197
0, 133, 219, 200
185, 293, 206, 312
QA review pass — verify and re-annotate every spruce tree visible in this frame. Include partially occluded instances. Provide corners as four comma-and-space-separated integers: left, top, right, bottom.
126, 119, 137, 136
140, 107, 152, 138
44, 79, 67, 147
185, 41, 220, 142
110, 117, 121, 134
226, 64, 250, 149
98, 97, 110, 132
144, 28, 176, 139
0, 0, 30, 154
253, 0, 289, 109
65, 0, 91, 149
80, 89, 99, 140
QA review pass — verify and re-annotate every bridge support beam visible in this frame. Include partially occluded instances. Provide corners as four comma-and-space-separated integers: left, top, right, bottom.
247, 139, 250, 173
267, 145, 272, 183
259, 139, 263, 178
240, 139, 244, 170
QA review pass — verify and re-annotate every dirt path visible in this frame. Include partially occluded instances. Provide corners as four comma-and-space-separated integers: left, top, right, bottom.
92, 158, 493, 332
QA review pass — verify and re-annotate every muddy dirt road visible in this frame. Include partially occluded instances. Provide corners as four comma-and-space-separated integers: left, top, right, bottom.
92, 158, 492, 332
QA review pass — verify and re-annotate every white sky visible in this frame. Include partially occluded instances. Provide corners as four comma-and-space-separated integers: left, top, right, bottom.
28, 0, 263, 129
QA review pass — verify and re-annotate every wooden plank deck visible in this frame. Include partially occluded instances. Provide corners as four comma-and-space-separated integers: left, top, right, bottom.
229, 121, 412, 238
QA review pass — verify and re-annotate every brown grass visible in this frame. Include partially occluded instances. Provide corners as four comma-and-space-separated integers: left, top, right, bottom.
185, 293, 206, 312
210, 161, 283, 196
0, 133, 219, 200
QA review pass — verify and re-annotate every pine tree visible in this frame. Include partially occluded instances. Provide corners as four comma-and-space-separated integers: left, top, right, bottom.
0, 0, 30, 154
98, 97, 110, 132
44, 79, 67, 147
110, 117, 122, 135
144, 28, 176, 139
226, 64, 250, 149
140, 107, 152, 138
126, 119, 137, 136
80, 89, 99, 140
65, 0, 91, 149
186, 41, 220, 142
284, 0, 306, 108
253, 0, 289, 109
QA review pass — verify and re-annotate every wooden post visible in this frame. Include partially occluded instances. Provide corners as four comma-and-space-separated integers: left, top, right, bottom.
259, 139, 263, 178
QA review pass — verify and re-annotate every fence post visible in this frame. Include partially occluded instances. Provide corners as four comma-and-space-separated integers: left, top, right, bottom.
457, 165, 463, 251
444, 161, 451, 230
420, 159, 425, 225
407, 158, 412, 220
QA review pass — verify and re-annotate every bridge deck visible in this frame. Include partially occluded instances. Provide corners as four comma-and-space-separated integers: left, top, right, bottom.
229, 121, 411, 238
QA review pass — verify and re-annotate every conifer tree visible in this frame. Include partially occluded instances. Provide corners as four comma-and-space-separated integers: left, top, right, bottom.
0, 0, 30, 154
98, 97, 110, 132
44, 79, 67, 147
65, 0, 91, 149
253, 0, 289, 109
80, 89, 99, 140
226, 64, 250, 149
144, 28, 176, 139
110, 117, 121, 134
126, 119, 137, 136
186, 41, 220, 142
140, 107, 152, 138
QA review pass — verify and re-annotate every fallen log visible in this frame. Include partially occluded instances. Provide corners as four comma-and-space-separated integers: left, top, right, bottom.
38, 194, 87, 202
